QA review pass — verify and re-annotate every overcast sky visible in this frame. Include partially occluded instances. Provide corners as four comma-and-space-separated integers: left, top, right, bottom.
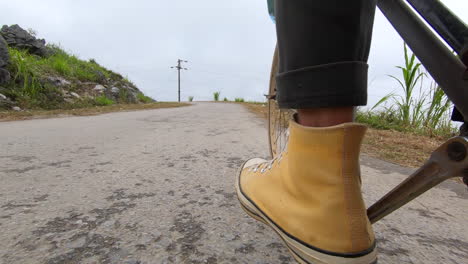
2, 0, 467, 107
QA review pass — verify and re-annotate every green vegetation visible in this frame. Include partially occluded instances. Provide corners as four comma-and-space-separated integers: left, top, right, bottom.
94, 95, 115, 106
188, 96, 194, 102
358, 44, 456, 138
234, 98, 245, 102
8, 45, 115, 84
2, 44, 150, 110
213, 91, 220, 101
223, 97, 228, 102
137, 92, 154, 103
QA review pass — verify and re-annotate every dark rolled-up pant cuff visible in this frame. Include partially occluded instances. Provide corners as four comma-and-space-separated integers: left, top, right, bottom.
276, 61, 368, 109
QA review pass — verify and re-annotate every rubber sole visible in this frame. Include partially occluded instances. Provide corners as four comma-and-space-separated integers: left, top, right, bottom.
235, 162, 378, 264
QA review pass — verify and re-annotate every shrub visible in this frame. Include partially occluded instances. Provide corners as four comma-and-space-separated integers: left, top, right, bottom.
4, 41, 138, 110
368, 43, 455, 137
7, 47, 43, 100
118, 89, 129, 103
137, 92, 154, 103
223, 97, 228, 102
234, 98, 245, 102
94, 96, 115, 106
188, 96, 194, 102
213, 91, 220, 101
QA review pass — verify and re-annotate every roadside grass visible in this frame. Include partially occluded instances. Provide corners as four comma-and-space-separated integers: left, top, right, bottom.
365, 44, 456, 139
239, 102, 268, 119
0, 102, 190, 122
94, 95, 115, 106
137, 92, 155, 103
360, 128, 445, 168
4, 45, 144, 109
356, 110, 456, 139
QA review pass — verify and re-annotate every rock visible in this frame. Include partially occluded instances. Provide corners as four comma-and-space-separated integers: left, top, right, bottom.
12, 106, 21, 111
138, 233, 154, 244
65, 235, 86, 249
0, 25, 48, 57
70, 92, 80, 99
0, 93, 14, 109
0, 34, 9, 84
93, 84, 106, 92
46, 76, 71, 87
94, 70, 106, 84
102, 219, 116, 229
0, 35, 9, 67
111, 87, 120, 94
0, 68, 10, 84
128, 92, 137, 103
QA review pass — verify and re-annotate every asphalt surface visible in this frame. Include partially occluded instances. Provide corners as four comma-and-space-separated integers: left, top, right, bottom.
0, 102, 467, 264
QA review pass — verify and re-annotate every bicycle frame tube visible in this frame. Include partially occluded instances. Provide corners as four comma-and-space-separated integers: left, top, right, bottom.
378, 0, 468, 121
405, 0, 468, 122
406, 0, 468, 54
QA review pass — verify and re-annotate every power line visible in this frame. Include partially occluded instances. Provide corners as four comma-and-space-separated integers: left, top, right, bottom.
171, 59, 189, 102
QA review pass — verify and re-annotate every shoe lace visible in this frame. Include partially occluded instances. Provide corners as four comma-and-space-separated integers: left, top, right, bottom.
250, 128, 289, 174
249, 152, 284, 173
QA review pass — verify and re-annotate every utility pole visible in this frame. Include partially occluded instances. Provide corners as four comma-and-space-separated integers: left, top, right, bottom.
171, 59, 188, 102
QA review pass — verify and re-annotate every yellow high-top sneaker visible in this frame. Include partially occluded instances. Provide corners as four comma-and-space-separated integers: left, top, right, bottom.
235, 120, 377, 264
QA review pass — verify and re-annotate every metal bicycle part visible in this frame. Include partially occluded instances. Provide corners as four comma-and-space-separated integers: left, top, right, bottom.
378, 0, 468, 121
367, 136, 468, 224
267, 46, 295, 158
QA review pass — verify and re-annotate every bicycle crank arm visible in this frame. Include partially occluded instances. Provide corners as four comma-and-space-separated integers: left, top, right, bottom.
367, 136, 468, 224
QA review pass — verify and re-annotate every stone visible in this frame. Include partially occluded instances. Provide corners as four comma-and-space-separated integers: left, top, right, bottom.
0, 68, 10, 84
70, 92, 80, 98
12, 106, 21, 111
94, 70, 106, 83
0, 24, 48, 57
102, 219, 116, 229
0, 35, 9, 67
127, 92, 137, 103
111, 87, 120, 94
93, 84, 106, 92
65, 235, 86, 249
46, 76, 71, 87
138, 233, 154, 244
0, 93, 14, 109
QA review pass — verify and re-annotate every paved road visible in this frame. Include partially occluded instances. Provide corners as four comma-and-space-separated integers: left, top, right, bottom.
0, 103, 467, 264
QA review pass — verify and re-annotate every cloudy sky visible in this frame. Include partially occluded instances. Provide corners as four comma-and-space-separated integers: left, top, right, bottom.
2, 0, 467, 107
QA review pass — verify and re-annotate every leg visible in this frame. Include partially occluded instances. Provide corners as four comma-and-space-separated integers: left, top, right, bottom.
297, 107, 355, 127
275, 0, 376, 126
236, 1, 378, 263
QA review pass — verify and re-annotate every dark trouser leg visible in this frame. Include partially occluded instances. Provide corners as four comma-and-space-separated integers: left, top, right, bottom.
275, 0, 377, 109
